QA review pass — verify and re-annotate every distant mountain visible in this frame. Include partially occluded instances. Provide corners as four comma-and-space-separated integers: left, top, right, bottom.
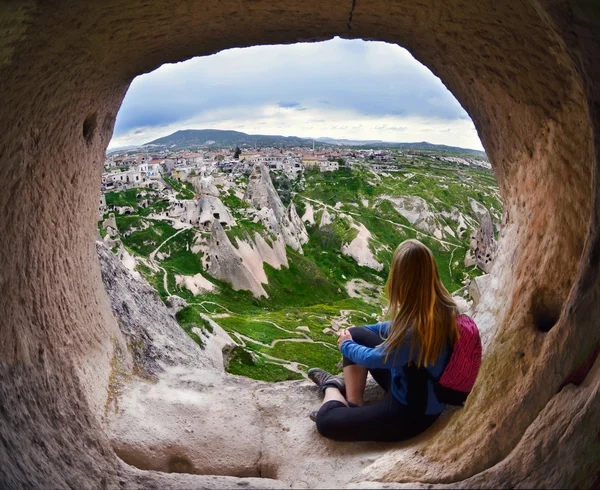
316, 137, 384, 146
144, 129, 314, 149
143, 129, 486, 157
317, 137, 486, 157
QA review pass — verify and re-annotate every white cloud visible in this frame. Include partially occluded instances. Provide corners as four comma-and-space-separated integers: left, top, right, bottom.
110, 38, 483, 151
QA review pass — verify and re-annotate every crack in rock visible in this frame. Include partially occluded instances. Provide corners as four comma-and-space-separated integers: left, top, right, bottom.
348, 0, 356, 30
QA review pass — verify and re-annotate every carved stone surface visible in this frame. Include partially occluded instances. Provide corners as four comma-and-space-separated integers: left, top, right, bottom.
0, 1, 599, 488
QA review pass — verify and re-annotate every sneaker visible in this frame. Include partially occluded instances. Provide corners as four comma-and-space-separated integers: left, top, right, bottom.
309, 410, 319, 422
307, 368, 346, 396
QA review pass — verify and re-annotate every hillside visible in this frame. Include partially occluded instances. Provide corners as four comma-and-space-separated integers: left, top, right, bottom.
100, 157, 501, 382
317, 137, 487, 157
144, 129, 314, 149
143, 128, 487, 156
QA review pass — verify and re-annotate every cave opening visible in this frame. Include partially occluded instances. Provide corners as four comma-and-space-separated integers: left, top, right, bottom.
1, 1, 599, 488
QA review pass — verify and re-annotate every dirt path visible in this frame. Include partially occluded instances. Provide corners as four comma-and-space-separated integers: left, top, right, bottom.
301, 196, 461, 248
149, 226, 189, 261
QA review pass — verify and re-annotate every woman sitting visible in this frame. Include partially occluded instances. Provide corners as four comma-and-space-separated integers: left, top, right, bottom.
308, 239, 460, 442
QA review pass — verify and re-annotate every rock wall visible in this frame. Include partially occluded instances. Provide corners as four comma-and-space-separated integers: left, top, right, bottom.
0, 0, 599, 488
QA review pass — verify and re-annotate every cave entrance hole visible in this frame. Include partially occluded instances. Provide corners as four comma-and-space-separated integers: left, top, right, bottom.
1, 1, 597, 488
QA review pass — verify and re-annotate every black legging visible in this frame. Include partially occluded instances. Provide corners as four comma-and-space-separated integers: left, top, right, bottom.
315, 326, 439, 442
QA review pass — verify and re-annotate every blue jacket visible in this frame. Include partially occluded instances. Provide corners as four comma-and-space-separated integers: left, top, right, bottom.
340, 321, 450, 416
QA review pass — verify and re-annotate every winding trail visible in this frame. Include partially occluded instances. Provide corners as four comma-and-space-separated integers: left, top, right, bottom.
147, 226, 192, 297
302, 196, 462, 248
149, 226, 190, 261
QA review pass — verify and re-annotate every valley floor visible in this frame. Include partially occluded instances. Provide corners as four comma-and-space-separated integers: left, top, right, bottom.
100, 159, 501, 381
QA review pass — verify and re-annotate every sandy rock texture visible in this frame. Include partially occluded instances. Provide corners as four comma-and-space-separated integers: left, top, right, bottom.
1, 0, 599, 488
101, 247, 402, 487
98, 241, 224, 374
245, 164, 308, 252
205, 221, 268, 298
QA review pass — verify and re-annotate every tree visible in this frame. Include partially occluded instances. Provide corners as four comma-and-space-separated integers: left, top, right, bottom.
233, 146, 241, 159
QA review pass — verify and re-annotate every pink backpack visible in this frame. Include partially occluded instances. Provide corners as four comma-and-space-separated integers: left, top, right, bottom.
432, 315, 482, 405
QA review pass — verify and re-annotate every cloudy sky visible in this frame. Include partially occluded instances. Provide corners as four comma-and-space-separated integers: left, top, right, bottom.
110, 37, 483, 151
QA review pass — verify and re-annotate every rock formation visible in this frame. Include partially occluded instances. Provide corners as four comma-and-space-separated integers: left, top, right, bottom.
204, 221, 267, 298
465, 201, 497, 273
301, 201, 315, 225
98, 241, 225, 375
1, 1, 599, 488
244, 164, 308, 252
318, 207, 334, 228
169, 169, 234, 228
469, 274, 491, 308
245, 164, 286, 220
384, 195, 441, 235
189, 167, 220, 197
341, 223, 384, 271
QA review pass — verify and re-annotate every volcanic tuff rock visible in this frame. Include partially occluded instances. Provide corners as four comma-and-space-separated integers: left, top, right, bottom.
301, 201, 315, 225
341, 223, 384, 271
465, 200, 497, 273
319, 207, 334, 228
169, 196, 235, 228
383, 195, 440, 234
2, 0, 600, 488
190, 168, 220, 197
245, 164, 286, 220
244, 164, 308, 252
97, 241, 224, 376
205, 220, 268, 298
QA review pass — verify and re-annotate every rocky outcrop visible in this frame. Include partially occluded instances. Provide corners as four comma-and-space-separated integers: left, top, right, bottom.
245, 164, 286, 220
469, 273, 491, 308
205, 221, 267, 298
383, 195, 441, 235
465, 201, 497, 273
252, 232, 289, 269
97, 241, 223, 376
301, 201, 315, 225
280, 201, 309, 251
319, 207, 334, 228
169, 195, 234, 229
341, 223, 384, 271
175, 273, 215, 295
169, 168, 234, 228
189, 168, 220, 197
198, 221, 289, 298
244, 164, 307, 252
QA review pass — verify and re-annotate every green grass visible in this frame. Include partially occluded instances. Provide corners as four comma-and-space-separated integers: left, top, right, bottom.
259, 249, 347, 308
226, 347, 303, 382
176, 306, 213, 333
105, 188, 155, 208
116, 217, 177, 256
218, 316, 303, 344
164, 176, 195, 199
162, 249, 204, 275
136, 262, 168, 299
225, 218, 268, 243
303, 168, 376, 205
221, 191, 249, 213
244, 339, 341, 374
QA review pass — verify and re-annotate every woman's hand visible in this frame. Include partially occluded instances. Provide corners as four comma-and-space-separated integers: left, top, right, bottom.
337, 328, 353, 348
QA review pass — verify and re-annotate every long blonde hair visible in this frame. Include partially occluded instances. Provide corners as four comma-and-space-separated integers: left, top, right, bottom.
383, 239, 459, 367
